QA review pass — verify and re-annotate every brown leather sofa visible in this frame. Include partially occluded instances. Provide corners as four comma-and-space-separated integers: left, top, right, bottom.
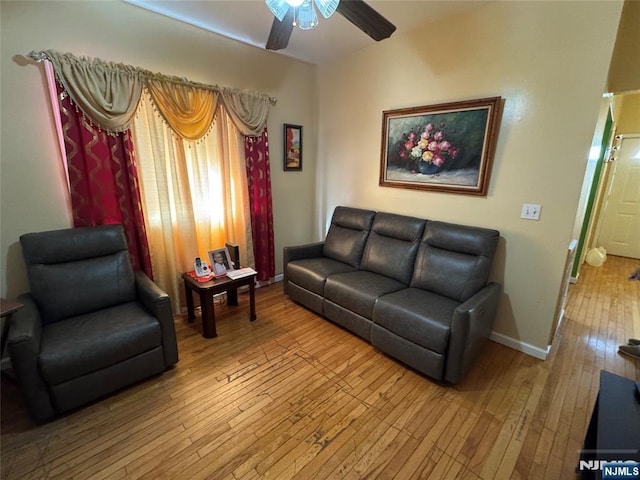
283, 206, 500, 384
7, 225, 178, 421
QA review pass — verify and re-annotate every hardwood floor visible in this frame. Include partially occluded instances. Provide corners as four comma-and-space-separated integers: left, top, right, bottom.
2, 255, 639, 479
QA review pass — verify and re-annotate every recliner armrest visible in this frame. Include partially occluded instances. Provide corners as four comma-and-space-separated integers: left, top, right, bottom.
135, 271, 178, 367
7, 294, 56, 422
283, 242, 325, 291
445, 282, 501, 384
283, 242, 325, 265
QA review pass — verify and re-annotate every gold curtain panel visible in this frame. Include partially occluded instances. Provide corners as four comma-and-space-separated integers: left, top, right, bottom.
146, 79, 219, 141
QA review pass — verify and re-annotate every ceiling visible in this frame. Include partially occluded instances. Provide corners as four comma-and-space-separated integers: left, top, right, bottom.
123, 0, 485, 65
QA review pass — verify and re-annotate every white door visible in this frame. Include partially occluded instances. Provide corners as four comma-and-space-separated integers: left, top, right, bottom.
598, 135, 640, 259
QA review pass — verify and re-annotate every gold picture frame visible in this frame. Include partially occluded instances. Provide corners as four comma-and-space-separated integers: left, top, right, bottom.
380, 97, 503, 196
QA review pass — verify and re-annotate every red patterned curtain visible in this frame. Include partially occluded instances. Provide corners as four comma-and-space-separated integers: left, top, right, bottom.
244, 129, 275, 281
55, 82, 153, 276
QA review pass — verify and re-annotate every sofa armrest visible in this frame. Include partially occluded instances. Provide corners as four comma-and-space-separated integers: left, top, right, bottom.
7, 294, 56, 422
283, 242, 325, 265
445, 282, 501, 384
135, 271, 179, 367
283, 242, 325, 291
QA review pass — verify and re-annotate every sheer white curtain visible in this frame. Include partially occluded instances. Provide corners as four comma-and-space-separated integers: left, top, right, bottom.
132, 93, 254, 313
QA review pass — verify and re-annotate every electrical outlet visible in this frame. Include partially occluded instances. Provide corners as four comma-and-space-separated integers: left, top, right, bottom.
521, 203, 541, 220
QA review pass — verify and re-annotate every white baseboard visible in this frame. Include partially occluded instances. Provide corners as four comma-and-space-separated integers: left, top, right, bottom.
490, 331, 550, 360
256, 274, 283, 288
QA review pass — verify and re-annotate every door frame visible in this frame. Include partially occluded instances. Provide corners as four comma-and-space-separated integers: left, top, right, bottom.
571, 107, 614, 279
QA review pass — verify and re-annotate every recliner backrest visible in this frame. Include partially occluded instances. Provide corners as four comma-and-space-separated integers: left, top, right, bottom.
323, 207, 376, 268
20, 225, 136, 324
411, 221, 499, 302
360, 212, 426, 285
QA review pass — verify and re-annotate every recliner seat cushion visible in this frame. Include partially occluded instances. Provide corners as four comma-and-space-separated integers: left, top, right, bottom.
373, 288, 460, 354
325, 271, 405, 320
322, 207, 375, 268
359, 213, 425, 285
286, 258, 358, 296
27, 253, 136, 324
21, 226, 136, 323
411, 221, 499, 303
39, 301, 162, 385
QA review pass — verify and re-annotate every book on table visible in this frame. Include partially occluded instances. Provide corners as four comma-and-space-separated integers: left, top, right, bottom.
226, 267, 257, 280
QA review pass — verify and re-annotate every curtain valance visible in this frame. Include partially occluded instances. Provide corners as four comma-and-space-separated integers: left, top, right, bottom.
28, 50, 275, 139
146, 79, 219, 141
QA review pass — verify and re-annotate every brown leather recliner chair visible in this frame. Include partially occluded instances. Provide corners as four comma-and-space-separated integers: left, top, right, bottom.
7, 225, 178, 422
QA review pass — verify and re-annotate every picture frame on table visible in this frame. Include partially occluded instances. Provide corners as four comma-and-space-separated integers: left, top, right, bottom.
208, 247, 234, 277
284, 124, 303, 171
379, 97, 503, 196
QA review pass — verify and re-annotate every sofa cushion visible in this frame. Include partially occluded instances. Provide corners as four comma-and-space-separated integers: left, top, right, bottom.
39, 301, 162, 385
286, 258, 358, 296
323, 207, 376, 268
325, 271, 405, 320
21, 225, 136, 324
373, 288, 460, 354
371, 324, 445, 380
360, 213, 425, 285
410, 221, 499, 302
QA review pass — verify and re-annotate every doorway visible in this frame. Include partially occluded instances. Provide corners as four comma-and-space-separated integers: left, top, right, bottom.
571, 91, 640, 280
598, 134, 640, 259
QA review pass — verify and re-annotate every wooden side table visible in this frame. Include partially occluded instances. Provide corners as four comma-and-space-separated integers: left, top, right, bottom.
181, 272, 256, 338
1, 298, 24, 381
1, 298, 23, 360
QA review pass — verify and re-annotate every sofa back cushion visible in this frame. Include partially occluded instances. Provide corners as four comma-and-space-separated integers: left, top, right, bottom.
411, 221, 499, 302
323, 207, 376, 268
360, 213, 426, 285
20, 225, 136, 324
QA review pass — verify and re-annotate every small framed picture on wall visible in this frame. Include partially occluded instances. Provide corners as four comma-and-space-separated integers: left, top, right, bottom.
284, 124, 302, 171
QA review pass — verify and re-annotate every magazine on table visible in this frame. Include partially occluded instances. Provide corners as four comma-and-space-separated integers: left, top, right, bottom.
226, 267, 257, 280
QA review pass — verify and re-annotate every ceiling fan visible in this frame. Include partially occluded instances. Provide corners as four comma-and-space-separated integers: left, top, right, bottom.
265, 0, 396, 51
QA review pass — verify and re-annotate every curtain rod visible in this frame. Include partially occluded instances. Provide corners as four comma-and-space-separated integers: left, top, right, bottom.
27, 50, 278, 105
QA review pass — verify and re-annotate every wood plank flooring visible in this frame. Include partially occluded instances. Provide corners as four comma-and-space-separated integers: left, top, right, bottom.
1, 255, 639, 479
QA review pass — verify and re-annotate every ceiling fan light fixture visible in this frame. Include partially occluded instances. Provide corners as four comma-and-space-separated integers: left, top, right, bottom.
265, 0, 338, 30
265, 0, 396, 52
296, 0, 318, 30
314, 0, 339, 19
265, 0, 289, 21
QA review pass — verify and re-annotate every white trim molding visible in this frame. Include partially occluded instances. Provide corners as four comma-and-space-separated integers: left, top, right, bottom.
256, 273, 283, 288
489, 331, 550, 360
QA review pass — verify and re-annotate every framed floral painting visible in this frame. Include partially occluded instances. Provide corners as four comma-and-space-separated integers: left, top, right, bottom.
284, 124, 302, 171
379, 97, 503, 196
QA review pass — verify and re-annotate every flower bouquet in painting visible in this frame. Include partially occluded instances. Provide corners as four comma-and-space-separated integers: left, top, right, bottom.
396, 122, 459, 175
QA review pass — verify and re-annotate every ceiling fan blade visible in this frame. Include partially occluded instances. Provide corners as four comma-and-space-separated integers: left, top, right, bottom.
266, 8, 295, 50
337, 0, 396, 42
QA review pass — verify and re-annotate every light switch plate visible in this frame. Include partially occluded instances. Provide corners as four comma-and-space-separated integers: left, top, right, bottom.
521, 204, 541, 220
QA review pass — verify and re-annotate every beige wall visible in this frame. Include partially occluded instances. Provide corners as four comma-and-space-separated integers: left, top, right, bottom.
608, 0, 640, 94
0, 1, 317, 297
316, 1, 623, 353
616, 93, 640, 133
